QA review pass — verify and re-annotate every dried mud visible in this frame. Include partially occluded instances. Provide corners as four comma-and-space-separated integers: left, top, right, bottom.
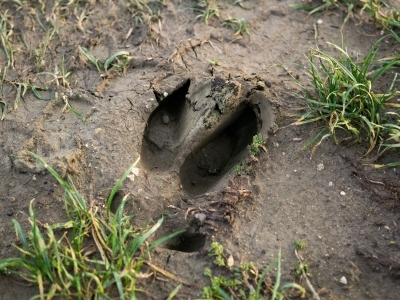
1, 0, 400, 299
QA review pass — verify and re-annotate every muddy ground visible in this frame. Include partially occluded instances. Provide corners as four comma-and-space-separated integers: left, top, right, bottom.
1, 0, 400, 299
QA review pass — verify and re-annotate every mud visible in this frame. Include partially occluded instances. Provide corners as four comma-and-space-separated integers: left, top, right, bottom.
1, 0, 400, 299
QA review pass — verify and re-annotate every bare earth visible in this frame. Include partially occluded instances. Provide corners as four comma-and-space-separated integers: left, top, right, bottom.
1, 0, 400, 299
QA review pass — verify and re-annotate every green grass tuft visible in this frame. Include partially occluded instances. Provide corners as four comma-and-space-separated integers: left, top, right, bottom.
201, 242, 306, 299
248, 134, 267, 156
222, 16, 250, 36
191, 0, 220, 25
291, 0, 400, 29
0, 153, 183, 299
281, 36, 400, 161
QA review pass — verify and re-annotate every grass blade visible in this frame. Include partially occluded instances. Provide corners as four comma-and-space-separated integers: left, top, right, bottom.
104, 51, 130, 72
14, 83, 22, 110
289, 4, 314, 11
279, 282, 306, 297
0, 101, 7, 120
166, 284, 182, 300
78, 45, 102, 73
0, 257, 26, 271
216, 287, 231, 300
11, 219, 29, 251
271, 249, 281, 300
146, 262, 188, 284
131, 217, 163, 254
112, 271, 124, 299
256, 258, 278, 296
31, 86, 50, 101
0, 66, 6, 95
106, 156, 140, 214
65, 103, 86, 122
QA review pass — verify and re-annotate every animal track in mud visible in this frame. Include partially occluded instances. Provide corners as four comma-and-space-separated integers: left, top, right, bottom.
179, 105, 258, 195
165, 232, 206, 253
141, 79, 191, 171
141, 76, 276, 196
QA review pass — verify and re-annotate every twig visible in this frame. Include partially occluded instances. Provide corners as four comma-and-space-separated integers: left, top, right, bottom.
363, 174, 384, 185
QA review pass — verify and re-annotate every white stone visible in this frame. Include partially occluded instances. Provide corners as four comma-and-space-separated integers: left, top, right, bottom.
195, 213, 206, 224
127, 168, 140, 181
227, 254, 234, 268
339, 276, 347, 285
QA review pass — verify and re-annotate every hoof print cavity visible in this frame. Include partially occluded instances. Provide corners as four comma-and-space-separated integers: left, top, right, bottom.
141, 79, 191, 170
180, 105, 258, 195
165, 232, 206, 253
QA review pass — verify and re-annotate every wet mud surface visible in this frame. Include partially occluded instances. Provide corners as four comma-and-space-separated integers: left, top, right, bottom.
1, 0, 400, 299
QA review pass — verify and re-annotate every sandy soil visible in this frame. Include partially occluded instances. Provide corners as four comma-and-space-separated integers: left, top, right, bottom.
1, 0, 400, 299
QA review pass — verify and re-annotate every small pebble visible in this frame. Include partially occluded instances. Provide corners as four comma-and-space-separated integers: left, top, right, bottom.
49, 188, 54, 193
256, 81, 266, 90
340, 191, 346, 196
264, 80, 272, 88
94, 128, 103, 135
339, 276, 347, 285
261, 249, 266, 255
163, 92, 168, 97
194, 213, 206, 224
317, 163, 324, 171
317, 19, 323, 25
6, 208, 13, 216
227, 254, 234, 268
162, 114, 170, 124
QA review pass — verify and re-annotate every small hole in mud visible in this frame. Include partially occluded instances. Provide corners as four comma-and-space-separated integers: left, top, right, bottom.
141, 79, 191, 171
165, 232, 206, 253
108, 190, 125, 214
179, 105, 258, 195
